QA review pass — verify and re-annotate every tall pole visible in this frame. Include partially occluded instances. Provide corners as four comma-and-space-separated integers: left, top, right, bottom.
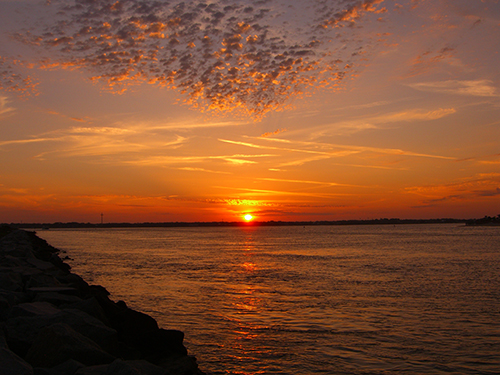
101, 213, 103, 225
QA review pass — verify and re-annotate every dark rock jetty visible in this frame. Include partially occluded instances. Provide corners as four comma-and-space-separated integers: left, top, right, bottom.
0, 226, 206, 375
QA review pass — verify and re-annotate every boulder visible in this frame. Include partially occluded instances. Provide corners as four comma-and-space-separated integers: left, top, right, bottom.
9, 302, 60, 318
113, 308, 159, 339
25, 273, 62, 289
57, 273, 90, 292
105, 359, 166, 375
57, 309, 118, 353
0, 346, 34, 375
157, 355, 202, 375
63, 297, 110, 326
33, 291, 83, 306
0, 255, 28, 268
75, 365, 108, 375
0, 228, 205, 375
49, 359, 86, 375
25, 323, 115, 368
108, 307, 187, 358
0, 231, 36, 258
26, 258, 57, 272
0, 289, 25, 320
141, 329, 187, 358
4, 309, 118, 357
0, 294, 12, 320
27, 286, 78, 295
0, 271, 24, 292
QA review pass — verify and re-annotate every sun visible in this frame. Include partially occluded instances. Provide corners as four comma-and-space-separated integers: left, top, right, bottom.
244, 214, 253, 222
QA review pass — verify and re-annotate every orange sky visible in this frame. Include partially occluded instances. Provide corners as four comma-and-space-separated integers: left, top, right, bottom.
0, 0, 499, 223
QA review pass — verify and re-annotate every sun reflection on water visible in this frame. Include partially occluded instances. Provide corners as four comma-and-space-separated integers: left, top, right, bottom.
241, 262, 257, 273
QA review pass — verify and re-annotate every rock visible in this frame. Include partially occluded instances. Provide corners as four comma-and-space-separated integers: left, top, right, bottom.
25, 323, 115, 368
113, 308, 159, 340
0, 289, 26, 320
12, 266, 44, 279
105, 359, 166, 375
75, 365, 108, 375
0, 346, 34, 375
58, 309, 118, 353
141, 329, 187, 358
72, 359, 168, 375
27, 286, 78, 294
63, 297, 110, 326
9, 302, 60, 318
26, 258, 57, 272
157, 355, 203, 375
4, 309, 118, 357
25, 273, 62, 289
0, 272, 24, 292
32, 369, 53, 375
107, 307, 187, 359
0, 255, 28, 269
0, 228, 205, 375
50, 359, 86, 375
57, 273, 90, 292
33, 291, 83, 306
0, 230, 36, 258
0, 294, 12, 320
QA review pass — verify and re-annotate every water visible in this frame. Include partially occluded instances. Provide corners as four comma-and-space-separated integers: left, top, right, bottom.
37, 224, 500, 374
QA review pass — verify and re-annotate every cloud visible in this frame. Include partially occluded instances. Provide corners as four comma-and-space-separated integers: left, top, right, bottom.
406, 47, 457, 77
120, 153, 276, 167
215, 186, 351, 199
0, 123, 188, 162
246, 136, 456, 160
300, 107, 457, 138
0, 137, 61, 147
46, 110, 91, 123
318, 0, 387, 28
477, 154, 500, 165
139, 120, 249, 130
0, 57, 38, 96
377, 108, 457, 121
257, 177, 360, 188
11, 0, 387, 117
219, 138, 358, 157
178, 167, 230, 174
406, 173, 500, 206
69, 126, 132, 135
409, 80, 499, 97
260, 128, 287, 138
0, 96, 14, 116
218, 135, 454, 170
222, 198, 274, 207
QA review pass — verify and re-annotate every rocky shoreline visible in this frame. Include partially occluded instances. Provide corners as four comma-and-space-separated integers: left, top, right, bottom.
0, 227, 206, 375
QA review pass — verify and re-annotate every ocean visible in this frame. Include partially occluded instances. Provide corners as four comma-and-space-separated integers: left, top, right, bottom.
37, 224, 500, 375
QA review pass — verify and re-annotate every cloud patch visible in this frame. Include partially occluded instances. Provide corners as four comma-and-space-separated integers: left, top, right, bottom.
407, 173, 500, 207
0, 96, 14, 116
12, 0, 387, 117
409, 80, 499, 97
0, 57, 38, 95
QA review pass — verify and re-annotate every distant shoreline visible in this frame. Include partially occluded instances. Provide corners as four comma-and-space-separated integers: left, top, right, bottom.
4, 218, 476, 229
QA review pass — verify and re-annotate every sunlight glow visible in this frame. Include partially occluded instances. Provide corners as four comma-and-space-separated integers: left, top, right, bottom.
244, 214, 254, 222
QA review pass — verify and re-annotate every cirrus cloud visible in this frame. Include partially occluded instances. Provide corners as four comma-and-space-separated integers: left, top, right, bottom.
409, 80, 499, 97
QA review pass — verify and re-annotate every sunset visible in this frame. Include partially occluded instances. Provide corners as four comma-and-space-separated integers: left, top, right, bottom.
1, 1, 500, 374
0, 0, 498, 223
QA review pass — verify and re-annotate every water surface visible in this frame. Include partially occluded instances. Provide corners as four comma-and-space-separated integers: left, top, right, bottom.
38, 224, 500, 374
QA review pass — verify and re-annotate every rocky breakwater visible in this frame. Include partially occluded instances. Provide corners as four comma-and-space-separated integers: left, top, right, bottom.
0, 227, 206, 375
